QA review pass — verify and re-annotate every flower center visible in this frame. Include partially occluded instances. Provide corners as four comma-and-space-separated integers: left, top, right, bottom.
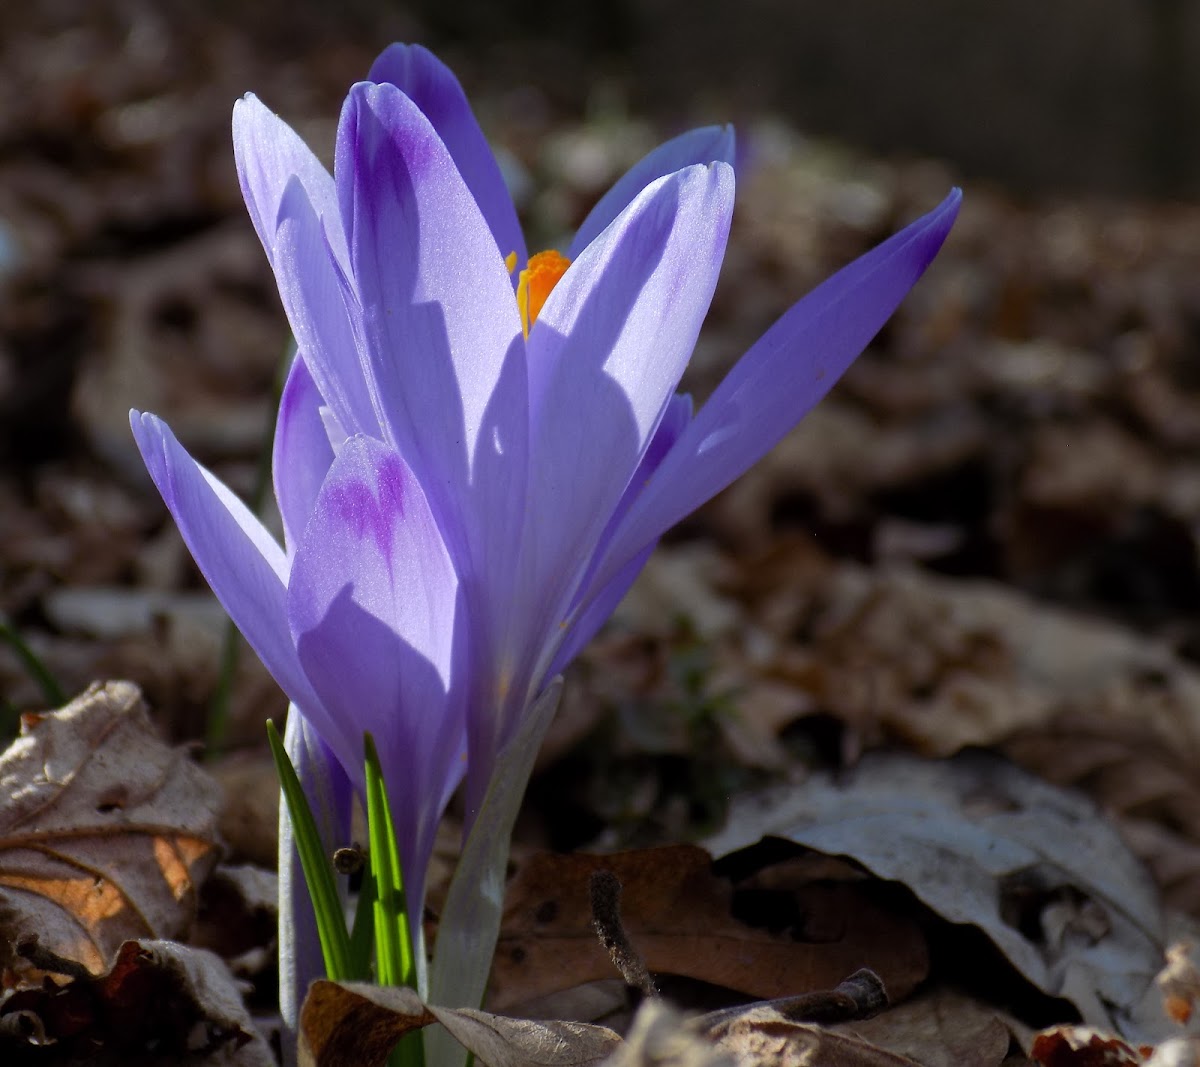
507, 250, 571, 337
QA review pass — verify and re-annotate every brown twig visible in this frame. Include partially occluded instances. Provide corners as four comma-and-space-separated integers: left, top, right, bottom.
589, 869, 659, 998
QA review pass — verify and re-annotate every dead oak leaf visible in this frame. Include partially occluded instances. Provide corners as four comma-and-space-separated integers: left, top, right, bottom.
491, 845, 927, 1015
0, 681, 222, 981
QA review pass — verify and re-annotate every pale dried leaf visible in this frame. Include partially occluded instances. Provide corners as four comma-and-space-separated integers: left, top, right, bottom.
707, 750, 1166, 1041
711, 1016, 923, 1067
429, 1001, 621, 1067
1146, 1038, 1200, 1067
1158, 944, 1200, 1026
601, 1000, 734, 1067
834, 988, 1014, 1067
0, 681, 223, 979
299, 979, 621, 1067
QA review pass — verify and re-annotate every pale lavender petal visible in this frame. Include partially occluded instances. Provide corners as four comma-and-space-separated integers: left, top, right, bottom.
130, 410, 321, 716
514, 163, 733, 707
273, 352, 335, 555
274, 177, 378, 438
278, 707, 352, 1039
286, 434, 466, 932
548, 542, 654, 679
548, 394, 692, 676
568, 125, 736, 258
596, 189, 962, 586
233, 94, 347, 270
335, 80, 529, 625
368, 43, 526, 267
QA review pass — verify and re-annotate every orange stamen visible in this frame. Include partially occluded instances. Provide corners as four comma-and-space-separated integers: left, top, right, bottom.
514, 250, 571, 337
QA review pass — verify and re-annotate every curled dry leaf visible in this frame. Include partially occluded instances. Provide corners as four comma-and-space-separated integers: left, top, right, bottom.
1157, 944, 1200, 1026
707, 750, 1166, 1042
0, 937, 272, 1064
298, 980, 621, 1067
0, 681, 222, 981
491, 845, 927, 1015
832, 987, 1017, 1067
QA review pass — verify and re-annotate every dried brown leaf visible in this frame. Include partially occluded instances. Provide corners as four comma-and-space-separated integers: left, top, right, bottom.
757, 561, 1200, 763
492, 845, 927, 1015
1003, 724, 1200, 916
834, 988, 1015, 1067
708, 750, 1166, 1041
710, 1016, 923, 1067
0, 681, 222, 981
298, 980, 621, 1067
0, 937, 271, 1064
1030, 1025, 1145, 1067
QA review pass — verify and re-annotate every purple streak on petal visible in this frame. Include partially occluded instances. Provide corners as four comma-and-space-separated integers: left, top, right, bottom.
233, 94, 347, 271
274, 177, 378, 439
568, 125, 736, 259
286, 434, 466, 936
273, 352, 336, 556
597, 189, 962, 588
278, 707, 352, 1039
368, 44, 526, 268
512, 164, 733, 727
130, 410, 327, 723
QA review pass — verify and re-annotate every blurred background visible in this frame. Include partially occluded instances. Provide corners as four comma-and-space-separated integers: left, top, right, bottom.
4, 0, 1200, 907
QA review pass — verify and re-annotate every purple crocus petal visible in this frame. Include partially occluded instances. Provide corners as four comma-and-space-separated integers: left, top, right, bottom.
568, 125, 737, 259
278, 707, 352, 1036
273, 352, 336, 556
233, 94, 348, 270
286, 434, 466, 935
367, 43, 526, 268
130, 410, 322, 717
596, 189, 962, 588
335, 80, 529, 604
274, 177, 379, 438
548, 393, 692, 676
516, 163, 734, 699
548, 543, 655, 679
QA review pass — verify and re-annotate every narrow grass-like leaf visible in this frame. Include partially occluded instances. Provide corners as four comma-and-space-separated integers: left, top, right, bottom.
0, 618, 65, 708
267, 718, 352, 981
348, 861, 377, 981
364, 732, 403, 987
364, 733, 423, 1067
426, 678, 563, 1067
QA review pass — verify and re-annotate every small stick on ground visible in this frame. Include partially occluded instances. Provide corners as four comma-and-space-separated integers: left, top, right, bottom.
590, 869, 659, 998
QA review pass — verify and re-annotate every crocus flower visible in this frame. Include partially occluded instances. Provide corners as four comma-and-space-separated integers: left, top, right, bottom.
131, 42, 958, 1018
